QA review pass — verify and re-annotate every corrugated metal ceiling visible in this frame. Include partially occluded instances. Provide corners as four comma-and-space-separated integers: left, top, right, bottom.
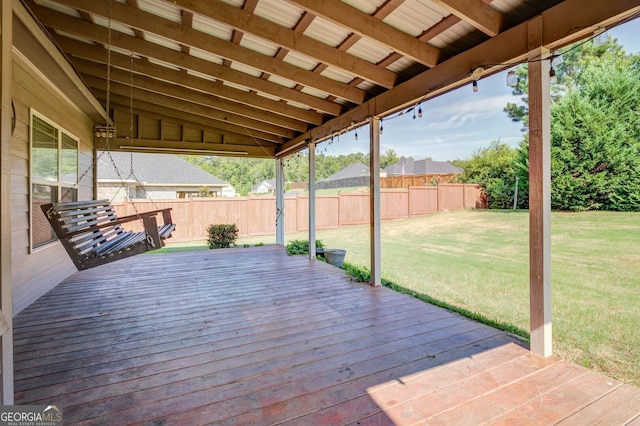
22, 0, 636, 158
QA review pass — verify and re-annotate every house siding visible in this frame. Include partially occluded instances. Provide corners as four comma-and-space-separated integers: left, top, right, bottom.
11, 51, 96, 315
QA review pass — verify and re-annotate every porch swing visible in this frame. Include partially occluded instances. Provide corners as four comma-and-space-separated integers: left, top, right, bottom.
41, 1, 175, 271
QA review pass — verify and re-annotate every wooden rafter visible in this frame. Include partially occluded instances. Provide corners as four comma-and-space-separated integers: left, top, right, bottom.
38, 0, 366, 104
172, 0, 398, 89
436, 0, 505, 36
93, 88, 287, 144
33, 3, 344, 115
284, 0, 444, 67
56, 37, 324, 126
73, 58, 309, 133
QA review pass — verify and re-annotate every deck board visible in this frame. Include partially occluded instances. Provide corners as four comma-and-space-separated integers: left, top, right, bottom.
13, 245, 640, 425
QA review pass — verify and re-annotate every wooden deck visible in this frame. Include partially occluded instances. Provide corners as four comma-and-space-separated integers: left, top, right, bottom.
13, 245, 640, 425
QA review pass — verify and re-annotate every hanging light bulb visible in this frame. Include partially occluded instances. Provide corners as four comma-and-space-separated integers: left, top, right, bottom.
418, 104, 423, 118
355, 129, 358, 141
549, 66, 557, 84
412, 108, 416, 120
471, 66, 483, 93
379, 120, 384, 135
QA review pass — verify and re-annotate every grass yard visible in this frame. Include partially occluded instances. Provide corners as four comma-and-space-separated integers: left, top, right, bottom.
161, 210, 640, 386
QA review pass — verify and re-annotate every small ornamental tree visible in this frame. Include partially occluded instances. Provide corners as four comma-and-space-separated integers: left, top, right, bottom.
206, 224, 239, 249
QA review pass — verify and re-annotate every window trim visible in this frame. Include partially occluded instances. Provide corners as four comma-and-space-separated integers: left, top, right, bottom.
29, 109, 80, 252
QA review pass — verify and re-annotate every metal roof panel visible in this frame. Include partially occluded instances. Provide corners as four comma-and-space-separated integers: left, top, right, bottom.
143, 32, 182, 51
238, 33, 280, 57
34, 0, 81, 18
303, 16, 351, 47
137, 0, 182, 24
347, 38, 394, 65
254, 0, 304, 29
192, 13, 234, 41
385, 1, 449, 37
189, 47, 224, 65
281, 50, 319, 72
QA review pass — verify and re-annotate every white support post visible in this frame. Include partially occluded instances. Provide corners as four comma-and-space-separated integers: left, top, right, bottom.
369, 117, 381, 287
275, 157, 285, 245
528, 16, 553, 357
0, 0, 14, 403
308, 142, 316, 258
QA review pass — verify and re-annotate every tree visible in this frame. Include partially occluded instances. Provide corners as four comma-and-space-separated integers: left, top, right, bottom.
506, 37, 640, 211
455, 140, 519, 209
380, 149, 400, 169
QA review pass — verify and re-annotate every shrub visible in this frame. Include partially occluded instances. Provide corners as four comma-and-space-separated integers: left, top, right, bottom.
286, 239, 324, 255
206, 224, 239, 249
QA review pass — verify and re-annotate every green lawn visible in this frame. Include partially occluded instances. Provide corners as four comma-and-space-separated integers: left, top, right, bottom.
161, 210, 640, 386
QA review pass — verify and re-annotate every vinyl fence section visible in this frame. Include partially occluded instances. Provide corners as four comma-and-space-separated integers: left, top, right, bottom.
112, 184, 485, 243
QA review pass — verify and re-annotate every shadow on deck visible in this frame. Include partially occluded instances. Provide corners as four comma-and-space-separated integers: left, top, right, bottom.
13, 245, 640, 425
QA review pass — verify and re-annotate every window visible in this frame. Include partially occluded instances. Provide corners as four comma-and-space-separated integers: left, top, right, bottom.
30, 111, 79, 249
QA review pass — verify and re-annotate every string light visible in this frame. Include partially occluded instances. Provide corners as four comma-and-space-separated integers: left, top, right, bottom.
380, 119, 384, 135
418, 104, 423, 118
506, 70, 518, 87
355, 129, 358, 141
549, 66, 557, 83
472, 80, 478, 92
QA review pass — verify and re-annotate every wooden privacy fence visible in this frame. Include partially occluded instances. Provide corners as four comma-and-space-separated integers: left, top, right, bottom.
112, 184, 485, 243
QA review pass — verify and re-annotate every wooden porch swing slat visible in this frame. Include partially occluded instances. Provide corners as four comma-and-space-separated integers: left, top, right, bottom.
42, 199, 175, 271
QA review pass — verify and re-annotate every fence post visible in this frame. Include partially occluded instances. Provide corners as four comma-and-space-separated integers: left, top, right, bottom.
463, 184, 466, 209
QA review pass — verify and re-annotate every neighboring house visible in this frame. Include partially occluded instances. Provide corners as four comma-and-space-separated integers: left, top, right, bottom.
316, 162, 386, 190
385, 157, 463, 176
97, 152, 236, 200
251, 178, 277, 195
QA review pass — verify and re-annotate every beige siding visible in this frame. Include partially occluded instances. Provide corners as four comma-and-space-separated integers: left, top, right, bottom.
11, 52, 96, 315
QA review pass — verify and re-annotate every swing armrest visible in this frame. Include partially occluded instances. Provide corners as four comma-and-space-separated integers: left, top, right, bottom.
117, 208, 173, 224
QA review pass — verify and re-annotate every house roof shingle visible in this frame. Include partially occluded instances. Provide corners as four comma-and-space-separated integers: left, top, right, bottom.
319, 162, 372, 182
385, 158, 462, 176
97, 152, 229, 186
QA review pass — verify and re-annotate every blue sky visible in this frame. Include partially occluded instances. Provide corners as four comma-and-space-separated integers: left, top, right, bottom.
318, 17, 640, 162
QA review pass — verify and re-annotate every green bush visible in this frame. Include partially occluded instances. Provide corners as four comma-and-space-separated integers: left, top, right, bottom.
286, 239, 324, 255
206, 224, 239, 249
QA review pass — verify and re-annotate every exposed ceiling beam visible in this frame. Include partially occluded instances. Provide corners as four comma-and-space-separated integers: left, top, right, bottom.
73, 58, 310, 133
99, 137, 275, 158
109, 104, 277, 149
277, 0, 640, 157
56, 37, 324, 125
31, 5, 343, 116
283, 0, 444, 67
435, 0, 505, 36
42, 0, 367, 104
84, 72, 299, 139
171, 0, 398, 89
93, 89, 287, 144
